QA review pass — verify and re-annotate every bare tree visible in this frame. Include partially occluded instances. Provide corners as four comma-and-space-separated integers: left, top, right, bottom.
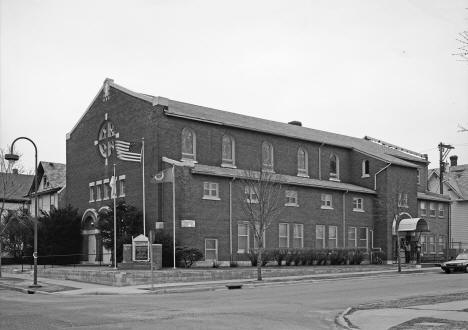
454, 30, 468, 61
458, 124, 468, 132
237, 170, 284, 281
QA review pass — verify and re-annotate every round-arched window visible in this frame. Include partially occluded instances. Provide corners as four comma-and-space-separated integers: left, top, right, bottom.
98, 121, 116, 158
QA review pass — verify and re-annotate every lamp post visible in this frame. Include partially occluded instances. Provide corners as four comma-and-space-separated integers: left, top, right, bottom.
5, 137, 40, 287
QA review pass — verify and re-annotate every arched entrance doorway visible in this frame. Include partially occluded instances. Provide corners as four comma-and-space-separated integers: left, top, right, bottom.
81, 209, 101, 264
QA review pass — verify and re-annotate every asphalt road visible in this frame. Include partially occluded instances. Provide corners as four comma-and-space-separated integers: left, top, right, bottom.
1, 271, 467, 330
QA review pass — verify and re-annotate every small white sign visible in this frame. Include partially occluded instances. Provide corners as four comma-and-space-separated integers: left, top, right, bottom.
181, 220, 196, 228
155, 222, 164, 229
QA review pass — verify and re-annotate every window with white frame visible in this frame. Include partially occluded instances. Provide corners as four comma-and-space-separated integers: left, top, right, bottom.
89, 182, 95, 202
278, 223, 289, 248
293, 224, 303, 248
352, 197, 364, 211
96, 181, 102, 201
358, 227, 368, 249
285, 190, 298, 206
438, 204, 445, 218
103, 179, 110, 200
237, 223, 249, 253
328, 226, 338, 248
438, 236, 445, 254
297, 147, 308, 177
244, 186, 259, 204
362, 160, 370, 177
428, 235, 435, 253
429, 202, 436, 217
221, 135, 235, 167
181, 127, 196, 161
420, 201, 427, 216
261, 141, 274, 172
321, 193, 333, 209
398, 193, 408, 208
203, 182, 220, 200
329, 154, 340, 180
420, 235, 427, 254
205, 239, 218, 261
417, 168, 421, 185
316, 225, 325, 248
119, 175, 126, 197
348, 227, 357, 248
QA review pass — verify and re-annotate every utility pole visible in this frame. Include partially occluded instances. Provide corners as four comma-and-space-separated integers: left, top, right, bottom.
438, 142, 454, 194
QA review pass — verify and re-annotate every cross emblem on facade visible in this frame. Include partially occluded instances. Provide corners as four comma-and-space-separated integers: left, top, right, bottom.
94, 113, 119, 166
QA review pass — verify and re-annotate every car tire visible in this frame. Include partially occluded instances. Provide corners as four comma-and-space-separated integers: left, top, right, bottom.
445, 269, 451, 274
465, 266, 468, 273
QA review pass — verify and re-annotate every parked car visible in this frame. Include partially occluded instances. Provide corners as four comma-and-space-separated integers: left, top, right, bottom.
440, 253, 468, 273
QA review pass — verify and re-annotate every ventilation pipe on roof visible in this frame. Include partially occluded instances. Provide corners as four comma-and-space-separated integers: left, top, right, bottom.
12, 168, 18, 175
288, 121, 302, 126
450, 155, 458, 167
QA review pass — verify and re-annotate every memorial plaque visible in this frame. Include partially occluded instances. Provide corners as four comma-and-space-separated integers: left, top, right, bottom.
134, 244, 149, 261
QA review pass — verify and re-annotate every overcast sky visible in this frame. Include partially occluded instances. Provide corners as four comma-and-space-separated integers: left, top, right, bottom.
1, 0, 467, 173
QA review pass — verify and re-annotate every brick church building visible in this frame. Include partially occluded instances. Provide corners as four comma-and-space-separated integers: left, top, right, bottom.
66, 79, 449, 264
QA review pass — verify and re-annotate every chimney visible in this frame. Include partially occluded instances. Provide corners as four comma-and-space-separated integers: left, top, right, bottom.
12, 168, 18, 175
288, 121, 302, 126
450, 155, 458, 167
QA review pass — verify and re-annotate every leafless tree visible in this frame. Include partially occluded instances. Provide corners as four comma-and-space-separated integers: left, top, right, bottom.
454, 30, 468, 61
458, 124, 467, 132
237, 170, 284, 281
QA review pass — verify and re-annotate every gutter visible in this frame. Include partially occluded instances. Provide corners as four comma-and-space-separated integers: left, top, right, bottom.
374, 163, 391, 191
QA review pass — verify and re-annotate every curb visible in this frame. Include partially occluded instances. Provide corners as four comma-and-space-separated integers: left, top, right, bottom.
335, 307, 355, 329
0, 283, 50, 295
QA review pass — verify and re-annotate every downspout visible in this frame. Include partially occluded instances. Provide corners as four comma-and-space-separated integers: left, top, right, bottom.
318, 143, 325, 180
343, 190, 348, 247
448, 202, 451, 260
374, 163, 391, 191
229, 177, 236, 261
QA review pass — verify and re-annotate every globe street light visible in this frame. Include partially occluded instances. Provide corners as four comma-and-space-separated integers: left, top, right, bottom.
5, 137, 40, 287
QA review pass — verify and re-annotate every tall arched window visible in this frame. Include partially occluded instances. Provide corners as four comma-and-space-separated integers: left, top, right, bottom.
362, 160, 370, 177
297, 147, 308, 177
222, 135, 235, 166
181, 128, 196, 161
262, 142, 274, 171
329, 154, 339, 180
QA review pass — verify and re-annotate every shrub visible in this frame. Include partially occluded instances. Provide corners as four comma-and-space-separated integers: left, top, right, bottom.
212, 261, 221, 268
270, 248, 287, 266
153, 231, 179, 268
247, 249, 269, 267
176, 247, 203, 268
229, 260, 239, 267
316, 249, 329, 265
349, 249, 365, 265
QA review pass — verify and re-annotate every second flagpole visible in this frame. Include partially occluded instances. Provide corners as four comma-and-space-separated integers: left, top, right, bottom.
113, 164, 117, 269
142, 138, 146, 236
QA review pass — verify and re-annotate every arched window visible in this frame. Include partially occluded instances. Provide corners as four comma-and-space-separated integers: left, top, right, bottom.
362, 160, 370, 177
221, 135, 235, 166
329, 154, 339, 180
262, 142, 274, 171
297, 147, 308, 177
181, 128, 196, 161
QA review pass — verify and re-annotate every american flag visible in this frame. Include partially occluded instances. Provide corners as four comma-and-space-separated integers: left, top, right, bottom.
115, 140, 142, 162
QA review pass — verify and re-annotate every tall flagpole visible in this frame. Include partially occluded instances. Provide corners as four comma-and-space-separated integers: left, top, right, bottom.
142, 138, 146, 236
172, 164, 176, 269
113, 164, 117, 270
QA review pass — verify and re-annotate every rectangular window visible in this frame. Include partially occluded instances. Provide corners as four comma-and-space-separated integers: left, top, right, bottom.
293, 224, 304, 248
244, 186, 258, 204
417, 169, 421, 185
438, 236, 445, 255
89, 182, 95, 202
96, 180, 102, 201
352, 197, 364, 211
348, 227, 357, 248
119, 175, 126, 197
316, 225, 325, 248
438, 204, 444, 218
358, 227, 368, 249
103, 179, 110, 200
429, 202, 436, 217
203, 182, 219, 200
420, 201, 426, 216
285, 190, 298, 206
328, 226, 338, 248
428, 235, 435, 254
279, 223, 289, 248
321, 194, 333, 209
237, 223, 249, 253
205, 239, 218, 261
420, 235, 427, 254
398, 193, 408, 207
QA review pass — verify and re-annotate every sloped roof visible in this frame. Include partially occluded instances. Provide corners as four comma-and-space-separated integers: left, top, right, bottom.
0, 172, 34, 203
28, 162, 66, 195
417, 191, 451, 203
429, 167, 468, 200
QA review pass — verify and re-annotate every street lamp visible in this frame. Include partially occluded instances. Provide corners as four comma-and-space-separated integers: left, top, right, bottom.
5, 137, 40, 287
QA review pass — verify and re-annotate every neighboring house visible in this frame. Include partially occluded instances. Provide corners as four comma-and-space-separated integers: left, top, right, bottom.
66, 79, 448, 264
428, 155, 468, 250
0, 169, 34, 215
28, 162, 66, 215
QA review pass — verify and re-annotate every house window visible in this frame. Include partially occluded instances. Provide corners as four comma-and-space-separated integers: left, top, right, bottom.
205, 239, 218, 261
429, 202, 436, 217
316, 225, 325, 248
43, 175, 49, 189
328, 226, 338, 248
329, 154, 339, 180
50, 194, 55, 208
438, 236, 445, 255
278, 223, 289, 248
118, 175, 126, 197
417, 169, 421, 185
438, 204, 444, 218
261, 141, 274, 172
89, 183, 95, 202
293, 224, 303, 248
352, 197, 364, 211
103, 179, 110, 200
358, 227, 368, 249
398, 193, 408, 208
362, 160, 370, 177
237, 223, 249, 253
420, 201, 427, 216
203, 182, 220, 200
181, 128, 196, 161
428, 235, 435, 254
221, 135, 235, 167
348, 227, 357, 248
244, 186, 259, 204
297, 147, 308, 177
285, 190, 298, 206
96, 180, 102, 201
321, 193, 333, 209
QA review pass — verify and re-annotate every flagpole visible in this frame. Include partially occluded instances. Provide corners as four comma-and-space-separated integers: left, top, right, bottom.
172, 164, 176, 269
113, 164, 117, 270
142, 138, 146, 236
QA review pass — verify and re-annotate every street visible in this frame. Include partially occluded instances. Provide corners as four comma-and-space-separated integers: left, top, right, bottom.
1, 271, 467, 329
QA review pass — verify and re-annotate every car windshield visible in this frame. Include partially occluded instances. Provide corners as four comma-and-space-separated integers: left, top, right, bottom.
456, 254, 468, 260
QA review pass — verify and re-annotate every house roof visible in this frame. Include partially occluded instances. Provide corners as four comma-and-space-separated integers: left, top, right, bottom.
28, 161, 66, 196
0, 172, 34, 203
417, 191, 451, 203
428, 168, 467, 200
192, 164, 376, 194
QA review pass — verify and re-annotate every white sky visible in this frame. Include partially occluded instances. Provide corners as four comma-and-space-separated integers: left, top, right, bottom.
1, 0, 467, 172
